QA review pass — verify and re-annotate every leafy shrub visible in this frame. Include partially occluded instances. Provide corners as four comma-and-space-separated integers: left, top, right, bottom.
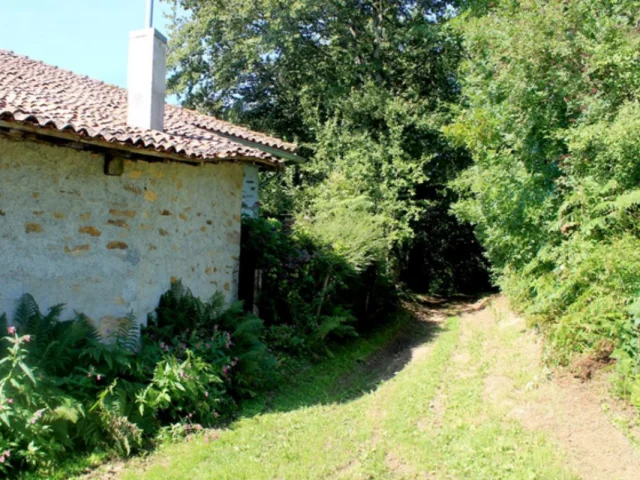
146, 281, 277, 399
263, 325, 307, 355
447, 0, 640, 406
241, 216, 397, 350
297, 173, 387, 272
0, 284, 279, 476
137, 350, 223, 425
0, 328, 80, 474
0, 297, 142, 474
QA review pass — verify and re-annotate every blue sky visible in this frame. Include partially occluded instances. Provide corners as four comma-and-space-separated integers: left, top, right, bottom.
0, 0, 177, 98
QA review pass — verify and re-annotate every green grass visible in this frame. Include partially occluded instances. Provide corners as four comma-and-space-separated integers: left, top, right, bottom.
110, 307, 577, 480
41, 310, 410, 480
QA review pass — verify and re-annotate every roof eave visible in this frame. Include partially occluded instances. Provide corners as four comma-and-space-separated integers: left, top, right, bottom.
200, 129, 306, 164
0, 118, 284, 170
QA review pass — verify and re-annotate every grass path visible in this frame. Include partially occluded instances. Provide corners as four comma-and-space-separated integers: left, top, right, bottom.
101, 297, 639, 480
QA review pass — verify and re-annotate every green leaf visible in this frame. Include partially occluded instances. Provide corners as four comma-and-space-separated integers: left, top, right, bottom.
18, 361, 36, 384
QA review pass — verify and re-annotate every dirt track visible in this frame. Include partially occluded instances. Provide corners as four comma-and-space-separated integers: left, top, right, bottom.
461, 297, 640, 480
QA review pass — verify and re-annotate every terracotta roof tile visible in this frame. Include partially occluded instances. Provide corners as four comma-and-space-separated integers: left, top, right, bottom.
0, 49, 296, 168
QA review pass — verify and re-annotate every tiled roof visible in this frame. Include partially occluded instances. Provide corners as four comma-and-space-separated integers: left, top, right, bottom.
0, 49, 296, 168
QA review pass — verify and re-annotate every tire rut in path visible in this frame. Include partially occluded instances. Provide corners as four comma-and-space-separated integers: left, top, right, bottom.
334, 296, 487, 399
481, 296, 640, 480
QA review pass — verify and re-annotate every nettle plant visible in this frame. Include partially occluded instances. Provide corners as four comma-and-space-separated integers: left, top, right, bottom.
0, 324, 73, 474
143, 281, 277, 401
0, 297, 142, 474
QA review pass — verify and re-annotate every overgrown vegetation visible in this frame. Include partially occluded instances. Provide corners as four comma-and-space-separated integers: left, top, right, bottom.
241, 216, 397, 349
164, 0, 491, 294
445, 0, 640, 407
0, 246, 397, 479
0, 287, 279, 477
164, 0, 640, 410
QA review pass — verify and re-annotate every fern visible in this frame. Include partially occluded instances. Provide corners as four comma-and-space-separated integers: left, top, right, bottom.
148, 280, 207, 338
106, 313, 140, 352
11, 295, 105, 376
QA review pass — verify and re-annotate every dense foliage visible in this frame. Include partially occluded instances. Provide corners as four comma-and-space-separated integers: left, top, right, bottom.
164, 0, 639, 403
164, 0, 490, 293
446, 0, 640, 404
7, 0, 640, 472
0, 288, 275, 476
241, 216, 397, 354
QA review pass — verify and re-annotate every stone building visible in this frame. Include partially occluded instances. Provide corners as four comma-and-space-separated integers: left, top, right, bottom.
0, 25, 300, 332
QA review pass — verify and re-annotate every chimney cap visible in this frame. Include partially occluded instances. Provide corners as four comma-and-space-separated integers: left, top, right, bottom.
129, 27, 167, 44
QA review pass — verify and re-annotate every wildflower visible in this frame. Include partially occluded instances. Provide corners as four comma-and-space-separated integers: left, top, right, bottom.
96, 374, 102, 381
222, 365, 229, 376
4, 450, 10, 457
23, 335, 31, 343
205, 391, 209, 398
7, 399, 13, 405
0, 456, 4, 463
7, 326, 15, 335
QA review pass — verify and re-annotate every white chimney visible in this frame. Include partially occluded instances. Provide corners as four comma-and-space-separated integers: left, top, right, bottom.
127, 20, 167, 131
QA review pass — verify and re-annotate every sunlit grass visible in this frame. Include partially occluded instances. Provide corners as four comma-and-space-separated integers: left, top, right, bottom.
116, 310, 576, 480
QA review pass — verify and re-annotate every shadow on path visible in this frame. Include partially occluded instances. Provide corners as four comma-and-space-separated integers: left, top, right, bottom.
254, 295, 491, 415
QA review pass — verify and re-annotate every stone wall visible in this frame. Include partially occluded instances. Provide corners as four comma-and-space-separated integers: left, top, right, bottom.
0, 135, 244, 334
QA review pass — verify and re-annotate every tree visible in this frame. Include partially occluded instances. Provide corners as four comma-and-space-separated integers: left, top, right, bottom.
164, 0, 488, 291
